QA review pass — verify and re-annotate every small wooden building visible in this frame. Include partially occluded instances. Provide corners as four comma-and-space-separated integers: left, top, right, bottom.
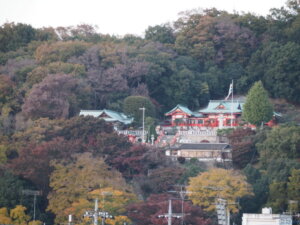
166, 143, 232, 162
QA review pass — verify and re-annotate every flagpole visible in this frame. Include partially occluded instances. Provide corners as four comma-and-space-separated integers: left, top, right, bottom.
231, 80, 233, 127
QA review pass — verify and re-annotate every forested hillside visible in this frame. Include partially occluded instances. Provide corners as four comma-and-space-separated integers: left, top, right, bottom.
0, 1, 300, 224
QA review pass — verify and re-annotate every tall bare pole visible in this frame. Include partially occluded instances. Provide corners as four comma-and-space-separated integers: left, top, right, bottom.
158, 199, 182, 225
231, 80, 234, 127
94, 199, 98, 225
139, 107, 145, 143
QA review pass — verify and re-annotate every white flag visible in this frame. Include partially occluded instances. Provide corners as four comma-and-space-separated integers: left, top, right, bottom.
225, 82, 233, 100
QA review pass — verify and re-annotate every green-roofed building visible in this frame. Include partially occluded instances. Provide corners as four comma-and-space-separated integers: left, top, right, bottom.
79, 109, 133, 129
165, 104, 204, 127
165, 100, 279, 128
165, 101, 243, 128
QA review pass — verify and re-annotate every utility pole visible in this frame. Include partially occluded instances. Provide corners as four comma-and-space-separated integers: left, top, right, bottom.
68, 215, 72, 225
22, 189, 42, 221
168, 185, 192, 225
158, 199, 182, 225
215, 198, 237, 225
139, 107, 145, 143
84, 197, 113, 225
84, 199, 99, 225
216, 198, 228, 225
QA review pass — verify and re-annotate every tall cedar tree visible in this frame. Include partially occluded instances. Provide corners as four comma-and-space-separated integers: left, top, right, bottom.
243, 81, 273, 126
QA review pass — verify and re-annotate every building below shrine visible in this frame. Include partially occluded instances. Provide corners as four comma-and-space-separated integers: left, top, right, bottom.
165, 143, 232, 163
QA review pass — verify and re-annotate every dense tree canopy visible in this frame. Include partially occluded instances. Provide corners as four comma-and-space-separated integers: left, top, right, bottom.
1, 1, 300, 224
123, 96, 155, 124
47, 153, 131, 224
187, 168, 252, 212
243, 81, 273, 126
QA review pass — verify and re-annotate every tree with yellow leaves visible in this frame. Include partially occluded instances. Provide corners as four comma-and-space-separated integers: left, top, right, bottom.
0, 207, 13, 224
187, 168, 252, 212
65, 187, 136, 225
47, 153, 134, 224
10, 205, 30, 225
0, 205, 43, 225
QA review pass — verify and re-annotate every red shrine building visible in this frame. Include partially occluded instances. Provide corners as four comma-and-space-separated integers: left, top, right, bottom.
165, 100, 278, 128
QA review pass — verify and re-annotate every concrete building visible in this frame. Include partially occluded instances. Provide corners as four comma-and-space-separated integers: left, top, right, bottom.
242, 208, 292, 225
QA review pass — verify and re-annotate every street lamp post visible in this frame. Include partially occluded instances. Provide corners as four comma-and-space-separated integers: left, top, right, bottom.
139, 107, 145, 143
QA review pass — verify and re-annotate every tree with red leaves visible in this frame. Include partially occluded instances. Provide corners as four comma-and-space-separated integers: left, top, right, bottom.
227, 128, 257, 169
110, 144, 168, 179
8, 137, 81, 193
127, 194, 211, 225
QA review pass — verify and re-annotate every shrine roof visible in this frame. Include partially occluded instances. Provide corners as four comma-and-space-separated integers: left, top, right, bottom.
79, 109, 133, 124
199, 100, 244, 114
165, 104, 204, 117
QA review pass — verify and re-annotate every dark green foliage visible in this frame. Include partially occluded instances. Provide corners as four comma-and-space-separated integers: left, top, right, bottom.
0, 170, 31, 209
178, 158, 206, 184
287, 169, 300, 212
145, 24, 175, 44
241, 165, 269, 213
243, 81, 273, 126
263, 42, 300, 102
0, 23, 36, 52
123, 96, 155, 124
267, 181, 288, 213
257, 125, 300, 168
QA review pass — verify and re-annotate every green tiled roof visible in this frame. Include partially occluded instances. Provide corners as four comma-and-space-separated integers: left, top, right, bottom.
79, 109, 133, 124
199, 100, 244, 114
165, 104, 204, 117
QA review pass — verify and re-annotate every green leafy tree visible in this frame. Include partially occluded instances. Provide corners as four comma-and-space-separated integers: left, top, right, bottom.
240, 165, 269, 213
263, 42, 300, 103
34, 41, 90, 64
287, 169, 300, 212
145, 24, 175, 44
267, 181, 288, 213
123, 96, 155, 124
0, 171, 32, 210
257, 126, 300, 168
0, 23, 36, 52
243, 81, 273, 126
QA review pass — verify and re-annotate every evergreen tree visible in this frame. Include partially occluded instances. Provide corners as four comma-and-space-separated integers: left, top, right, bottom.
123, 96, 155, 125
243, 81, 273, 126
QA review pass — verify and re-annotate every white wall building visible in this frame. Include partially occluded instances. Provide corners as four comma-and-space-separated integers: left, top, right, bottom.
242, 208, 292, 225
